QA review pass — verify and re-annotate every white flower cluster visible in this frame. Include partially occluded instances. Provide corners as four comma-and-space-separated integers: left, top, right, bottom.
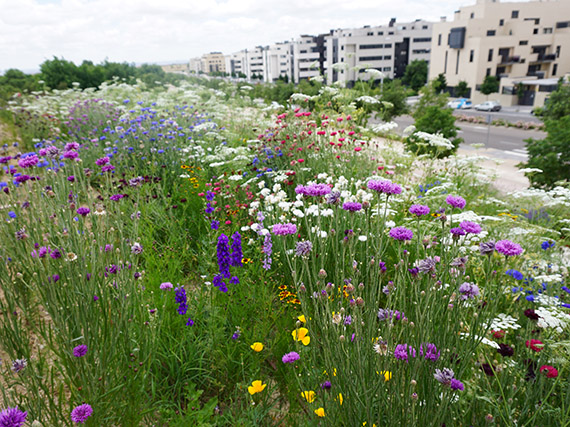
372, 122, 398, 134
414, 131, 454, 150
535, 306, 569, 334
487, 314, 522, 330
355, 95, 379, 104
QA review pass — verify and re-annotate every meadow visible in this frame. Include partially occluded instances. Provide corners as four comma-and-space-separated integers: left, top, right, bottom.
0, 79, 569, 426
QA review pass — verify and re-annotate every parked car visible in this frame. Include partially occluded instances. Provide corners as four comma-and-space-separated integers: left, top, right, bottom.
474, 101, 502, 112
447, 98, 473, 109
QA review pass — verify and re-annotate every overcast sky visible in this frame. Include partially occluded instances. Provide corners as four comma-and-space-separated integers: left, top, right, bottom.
0, 0, 531, 73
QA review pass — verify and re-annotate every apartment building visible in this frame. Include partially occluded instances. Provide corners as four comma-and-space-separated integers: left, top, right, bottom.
202, 52, 226, 74
325, 19, 433, 86
189, 57, 202, 74
429, 0, 570, 106
293, 35, 328, 82
263, 42, 294, 82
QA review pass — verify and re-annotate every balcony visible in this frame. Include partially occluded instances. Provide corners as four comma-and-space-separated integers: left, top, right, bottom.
531, 53, 556, 63
499, 55, 523, 65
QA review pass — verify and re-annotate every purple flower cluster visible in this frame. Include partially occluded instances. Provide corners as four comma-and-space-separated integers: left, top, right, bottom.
174, 287, 188, 315
460, 220, 482, 234
73, 345, 88, 358
216, 234, 231, 279
409, 204, 430, 216
263, 234, 272, 270
495, 239, 523, 256
109, 194, 124, 201
296, 183, 332, 197
71, 403, 93, 424
367, 179, 402, 195
450, 227, 466, 237
389, 226, 413, 241
458, 282, 480, 300
342, 201, 362, 212
394, 344, 416, 362
434, 368, 464, 391
420, 343, 440, 361
95, 156, 110, 166
295, 240, 313, 257
445, 195, 466, 210
0, 407, 27, 427
76, 207, 90, 216
282, 351, 300, 364
479, 240, 495, 255
272, 223, 297, 236
18, 154, 39, 169
377, 308, 405, 322
230, 232, 242, 267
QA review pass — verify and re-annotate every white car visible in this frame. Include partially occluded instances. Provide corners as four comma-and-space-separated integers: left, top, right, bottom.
474, 101, 501, 112
447, 98, 472, 109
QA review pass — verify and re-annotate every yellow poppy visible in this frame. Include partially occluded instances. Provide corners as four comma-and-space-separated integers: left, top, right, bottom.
301, 390, 316, 403
292, 328, 310, 345
382, 371, 392, 382
248, 380, 267, 395
338, 393, 344, 405
298, 315, 306, 323
314, 408, 326, 417
250, 342, 264, 352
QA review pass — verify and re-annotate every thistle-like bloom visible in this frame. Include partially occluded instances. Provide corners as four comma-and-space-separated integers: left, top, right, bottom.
0, 406, 27, 427
409, 204, 430, 216
247, 380, 267, 395
450, 227, 466, 236
342, 201, 362, 212
18, 154, 39, 169
479, 240, 495, 255
216, 234, 231, 278
367, 179, 402, 195
420, 343, 440, 361
458, 282, 480, 300
295, 240, 313, 257
303, 183, 331, 197
434, 368, 455, 386
495, 240, 523, 256
389, 226, 413, 241
445, 195, 466, 209
282, 351, 300, 364
160, 282, 173, 290
11, 358, 27, 373
394, 344, 416, 362
272, 223, 297, 236
250, 342, 264, 352
73, 345, 88, 358
450, 379, 464, 390
71, 403, 93, 424
292, 327, 311, 345
460, 220, 482, 234
95, 157, 110, 166
230, 232, 242, 267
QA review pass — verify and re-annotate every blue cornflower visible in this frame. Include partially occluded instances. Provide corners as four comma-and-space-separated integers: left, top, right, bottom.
506, 269, 524, 280
541, 241, 555, 250
8, 211, 16, 219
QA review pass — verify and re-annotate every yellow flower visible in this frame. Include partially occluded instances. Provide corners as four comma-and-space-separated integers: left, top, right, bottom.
314, 407, 326, 417
338, 393, 344, 405
292, 327, 310, 345
298, 315, 306, 323
382, 371, 392, 382
250, 342, 264, 352
248, 380, 267, 395
301, 390, 316, 402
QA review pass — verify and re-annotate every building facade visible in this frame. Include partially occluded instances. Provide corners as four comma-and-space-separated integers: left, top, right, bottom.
201, 52, 226, 74
429, 0, 570, 106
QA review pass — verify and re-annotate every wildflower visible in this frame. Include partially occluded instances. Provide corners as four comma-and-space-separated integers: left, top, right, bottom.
450, 379, 464, 391
389, 226, 413, 241
338, 393, 343, 405
73, 345, 88, 358
321, 380, 332, 389
373, 340, 388, 355
480, 363, 495, 376
301, 391, 316, 403
495, 240, 523, 256
459, 220, 482, 234
210, 219, 219, 230
174, 287, 188, 315
419, 343, 440, 361
541, 241, 555, 250
292, 327, 311, 345
497, 343, 514, 357
525, 339, 543, 352
434, 368, 455, 386
298, 315, 306, 324
445, 195, 466, 210
524, 309, 539, 321
186, 318, 194, 326
342, 201, 362, 212
295, 240, 313, 257
131, 243, 143, 254
230, 232, 242, 267
367, 179, 401, 195
231, 327, 241, 340
109, 194, 124, 201
394, 344, 416, 362
213, 274, 227, 293
450, 227, 466, 237
247, 380, 267, 395
272, 223, 297, 235
479, 240, 495, 255
381, 371, 392, 382
458, 282, 480, 300
418, 257, 437, 274
262, 234, 272, 270
409, 204, 430, 216
95, 157, 110, 166
303, 183, 331, 197
0, 407, 27, 427
325, 191, 341, 204
216, 234, 231, 278
314, 408, 326, 417
160, 282, 173, 290
70, 403, 93, 424
505, 269, 523, 280
250, 342, 264, 352
539, 365, 558, 378
76, 207, 90, 216
282, 351, 300, 364
11, 359, 27, 373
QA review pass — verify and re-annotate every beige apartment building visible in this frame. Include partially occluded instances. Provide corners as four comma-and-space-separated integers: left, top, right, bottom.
429, 0, 570, 106
202, 52, 226, 74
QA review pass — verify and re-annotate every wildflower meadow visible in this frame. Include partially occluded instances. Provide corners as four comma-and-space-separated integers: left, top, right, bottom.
0, 78, 569, 426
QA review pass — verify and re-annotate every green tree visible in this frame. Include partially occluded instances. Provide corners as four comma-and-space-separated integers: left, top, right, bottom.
402, 60, 428, 92
540, 79, 570, 120
480, 75, 499, 96
433, 73, 447, 94
40, 57, 79, 89
378, 79, 409, 121
455, 81, 470, 98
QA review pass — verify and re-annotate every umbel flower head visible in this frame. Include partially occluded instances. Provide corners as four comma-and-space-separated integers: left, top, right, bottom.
248, 380, 267, 395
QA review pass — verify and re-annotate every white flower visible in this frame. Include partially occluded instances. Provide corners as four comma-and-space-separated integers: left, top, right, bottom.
372, 122, 398, 133
292, 209, 305, 218
487, 314, 521, 330
355, 95, 379, 104
358, 236, 368, 242
414, 131, 454, 150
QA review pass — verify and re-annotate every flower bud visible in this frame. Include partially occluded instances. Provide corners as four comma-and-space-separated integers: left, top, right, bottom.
318, 269, 327, 279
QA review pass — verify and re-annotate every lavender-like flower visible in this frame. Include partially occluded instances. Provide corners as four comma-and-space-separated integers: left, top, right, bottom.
434, 368, 455, 386
213, 274, 227, 293
216, 234, 231, 278
272, 223, 297, 236
325, 191, 341, 205
282, 351, 300, 364
420, 343, 440, 361
131, 243, 143, 254
479, 240, 496, 255
71, 403, 93, 424
95, 156, 110, 166
174, 287, 188, 315
460, 220, 482, 234
389, 226, 413, 241
76, 207, 90, 216
262, 234, 272, 270
367, 179, 401, 195
11, 358, 27, 373
495, 239, 523, 256
295, 240, 313, 257
450, 379, 464, 391
0, 406, 27, 427
409, 204, 430, 216
418, 256, 437, 273
458, 282, 480, 300
128, 176, 144, 187
342, 201, 362, 212
160, 282, 173, 290
450, 227, 466, 236
230, 232, 242, 267
394, 344, 416, 362
445, 195, 466, 210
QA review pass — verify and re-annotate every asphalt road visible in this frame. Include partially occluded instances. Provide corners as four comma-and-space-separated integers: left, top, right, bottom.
390, 115, 547, 161
451, 108, 543, 124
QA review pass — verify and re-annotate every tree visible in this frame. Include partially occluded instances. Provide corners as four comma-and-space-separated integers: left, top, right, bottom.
402, 60, 428, 92
540, 79, 570, 120
378, 79, 409, 121
480, 75, 499, 96
433, 73, 447, 94
455, 81, 470, 98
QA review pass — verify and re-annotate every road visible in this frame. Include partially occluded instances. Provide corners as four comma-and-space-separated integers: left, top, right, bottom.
451, 108, 543, 124
390, 115, 547, 161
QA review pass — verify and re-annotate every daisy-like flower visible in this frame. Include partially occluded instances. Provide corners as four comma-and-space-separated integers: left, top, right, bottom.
65, 252, 78, 262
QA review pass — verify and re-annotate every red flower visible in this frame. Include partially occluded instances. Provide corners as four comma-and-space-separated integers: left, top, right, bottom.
491, 330, 505, 339
525, 339, 544, 352
539, 365, 558, 378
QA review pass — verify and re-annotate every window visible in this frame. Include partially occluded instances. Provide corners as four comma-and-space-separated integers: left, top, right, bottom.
359, 56, 383, 61
438, 34, 442, 46
470, 12, 474, 19
384, 55, 392, 60
423, 25, 428, 29
533, 28, 538, 35
378, 31, 384, 35
544, 28, 553, 34
367, 32, 374, 36
470, 50, 474, 62
384, 43, 392, 48
360, 44, 383, 49
486, 68, 491, 76
456, 50, 460, 74
444, 51, 448, 73
413, 37, 432, 43
383, 67, 391, 71
341, 46, 344, 50
487, 30, 496, 36
512, 10, 519, 18
499, 19, 504, 26
553, 63, 558, 75
300, 50, 307, 53
519, 40, 528, 45
556, 46, 561, 57
556, 21, 570, 29
388, 31, 394, 35
488, 49, 493, 62
412, 49, 430, 54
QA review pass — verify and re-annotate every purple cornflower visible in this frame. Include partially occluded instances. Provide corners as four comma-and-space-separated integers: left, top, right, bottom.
450, 379, 464, 391
101, 164, 115, 173
367, 179, 402, 195
15, 228, 28, 240
160, 282, 173, 290
49, 248, 62, 259
445, 195, 466, 210
497, 343, 515, 357
73, 345, 88, 358
389, 226, 413, 241
378, 308, 405, 322
409, 204, 430, 216
44, 146, 60, 158
479, 240, 495, 255
434, 368, 455, 386
495, 240, 523, 256
213, 274, 227, 293
95, 157, 110, 166
450, 227, 466, 237
321, 380, 332, 390
417, 256, 438, 273
76, 207, 90, 216
450, 256, 468, 269
11, 358, 27, 373
18, 154, 39, 168
63, 150, 79, 160
262, 234, 272, 270
174, 287, 188, 315
0, 407, 27, 427
71, 404, 93, 424
420, 343, 440, 361
394, 344, 416, 362
282, 351, 300, 364
109, 194, 124, 201
131, 243, 143, 254
325, 191, 341, 205
230, 232, 242, 267
216, 234, 231, 278
460, 221, 482, 234
36, 246, 46, 257
128, 176, 144, 187
344, 315, 352, 325
65, 142, 80, 150
458, 282, 480, 300
342, 201, 362, 212
272, 223, 297, 236
67, 175, 75, 182
295, 240, 313, 257
302, 183, 331, 197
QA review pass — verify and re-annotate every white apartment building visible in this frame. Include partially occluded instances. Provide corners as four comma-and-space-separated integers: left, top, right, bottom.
189, 57, 202, 74
429, 0, 570, 106
325, 19, 433, 86
263, 42, 294, 82
293, 35, 326, 82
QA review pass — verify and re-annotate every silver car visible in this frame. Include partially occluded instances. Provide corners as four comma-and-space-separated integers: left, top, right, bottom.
474, 101, 502, 112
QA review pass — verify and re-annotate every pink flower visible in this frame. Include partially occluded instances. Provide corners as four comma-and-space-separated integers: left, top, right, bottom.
540, 365, 558, 378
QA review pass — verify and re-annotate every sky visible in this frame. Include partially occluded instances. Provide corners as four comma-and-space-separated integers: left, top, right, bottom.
0, 0, 531, 73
